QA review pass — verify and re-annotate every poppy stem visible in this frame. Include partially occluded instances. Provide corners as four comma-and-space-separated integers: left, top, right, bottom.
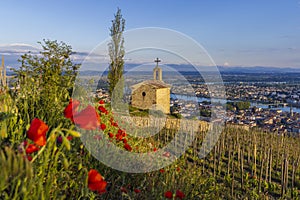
31, 143, 46, 163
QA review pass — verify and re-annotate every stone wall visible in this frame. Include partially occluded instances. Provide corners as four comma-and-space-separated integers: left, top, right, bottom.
120, 116, 210, 133
156, 88, 170, 114
131, 84, 156, 110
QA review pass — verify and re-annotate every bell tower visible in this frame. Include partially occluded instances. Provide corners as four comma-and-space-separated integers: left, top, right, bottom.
153, 57, 162, 81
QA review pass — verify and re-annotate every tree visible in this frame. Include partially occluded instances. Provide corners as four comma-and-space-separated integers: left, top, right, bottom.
226, 103, 235, 111
236, 101, 250, 110
107, 8, 125, 99
12, 40, 80, 126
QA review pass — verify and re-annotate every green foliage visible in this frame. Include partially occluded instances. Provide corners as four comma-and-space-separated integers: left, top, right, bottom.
0, 147, 33, 199
227, 101, 251, 111
129, 106, 149, 117
226, 103, 235, 111
11, 40, 80, 128
200, 109, 211, 117
1, 89, 24, 143
107, 8, 125, 99
170, 113, 182, 119
0, 126, 88, 199
236, 101, 250, 110
30, 126, 87, 199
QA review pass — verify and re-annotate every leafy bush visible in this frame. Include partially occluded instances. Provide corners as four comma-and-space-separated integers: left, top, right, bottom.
9, 40, 80, 140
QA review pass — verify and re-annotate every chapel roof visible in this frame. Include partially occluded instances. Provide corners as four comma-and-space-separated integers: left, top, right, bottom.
131, 80, 170, 91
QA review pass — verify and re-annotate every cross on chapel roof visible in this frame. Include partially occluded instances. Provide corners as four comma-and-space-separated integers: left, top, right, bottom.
154, 57, 161, 67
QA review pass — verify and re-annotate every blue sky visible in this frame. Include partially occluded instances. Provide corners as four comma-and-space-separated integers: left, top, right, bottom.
1, 0, 300, 67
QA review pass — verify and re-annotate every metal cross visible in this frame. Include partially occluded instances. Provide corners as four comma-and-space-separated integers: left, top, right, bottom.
154, 57, 161, 67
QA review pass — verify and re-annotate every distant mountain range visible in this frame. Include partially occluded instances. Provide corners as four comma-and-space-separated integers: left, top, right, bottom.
217, 66, 300, 73
1, 43, 300, 74
0, 43, 40, 68
121, 64, 300, 74
77, 66, 300, 77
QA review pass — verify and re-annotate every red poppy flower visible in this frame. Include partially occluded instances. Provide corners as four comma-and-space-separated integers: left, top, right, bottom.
98, 106, 108, 114
111, 122, 118, 127
27, 118, 49, 146
73, 105, 100, 130
88, 169, 107, 194
115, 133, 123, 141
108, 132, 114, 138
25, 144, 39, 154
134, 188, 141, 193
175, 190, 185, 199
153, 147, 157, 152
64, 99, 80, 122
100, 123, 106, 130
118, 129, 127, 137
124, 143, 132, 151
67, 136, 73, 141
22, 140, 28, 147
159, 169, 165, 173
164, 191, 173, 199
98, 99, 105, 104
120, 186, 128, 193
26, 155, 33, 161
57, 135, 73, 144
122, 138, 127, 144
176, 167, 180, 172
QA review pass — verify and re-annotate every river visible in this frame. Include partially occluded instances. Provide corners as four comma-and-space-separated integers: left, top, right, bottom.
171, 94, 300, 114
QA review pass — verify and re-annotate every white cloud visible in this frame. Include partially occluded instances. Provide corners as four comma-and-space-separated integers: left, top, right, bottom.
6, 43, 38, 48
224, 62, 230, 66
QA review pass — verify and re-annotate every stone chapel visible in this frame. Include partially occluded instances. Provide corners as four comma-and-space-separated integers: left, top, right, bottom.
131, 58, 170, 114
